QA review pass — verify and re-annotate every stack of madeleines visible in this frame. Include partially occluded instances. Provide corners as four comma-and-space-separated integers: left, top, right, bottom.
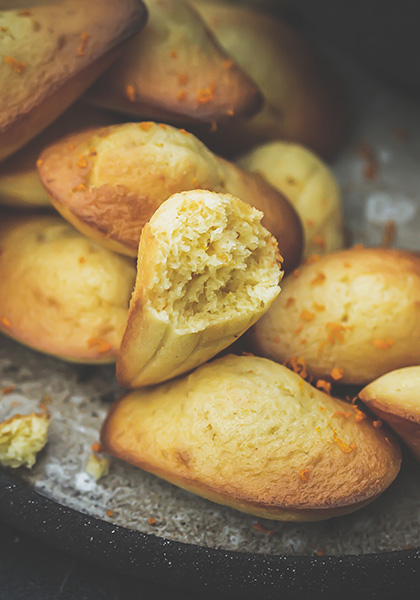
0, 0, 417, 524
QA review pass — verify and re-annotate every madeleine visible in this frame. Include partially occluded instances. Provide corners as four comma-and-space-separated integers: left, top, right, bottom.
249, 248, 420, 385
0, 214, 135, 362
38, 122, 302, 270
117, 190, 282, 387
103, 355, 401, 521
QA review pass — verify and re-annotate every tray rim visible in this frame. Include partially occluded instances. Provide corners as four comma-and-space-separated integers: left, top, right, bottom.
1, 470, 420, 600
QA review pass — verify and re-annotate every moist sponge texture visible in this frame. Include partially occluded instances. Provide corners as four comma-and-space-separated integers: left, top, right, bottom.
147, 191, 281, 330
117, 190, 282, 387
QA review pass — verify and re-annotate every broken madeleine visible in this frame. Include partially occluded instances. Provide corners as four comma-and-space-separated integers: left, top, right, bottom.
103, 355, 401, 521
88, 0, 261, 123
359, 366, 420, 462
0, 412, 50, 469
117, 190, 282, 388
237, 141, 345, 258
248, 247, 420, 385
37, 121, 303, 270
0, 214, 135, 363
0, 0, 147, 161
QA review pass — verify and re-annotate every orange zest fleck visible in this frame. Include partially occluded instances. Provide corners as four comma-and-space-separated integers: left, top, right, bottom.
159, 123, 167, 130
253, 523, 275, 536
226, 108, 235, 116
1, 316, 11, 328
305, 254, 321, 265
299, 468, 310, 483
76, 183, 87, 191
36, 158, 43, 167
197, 82, 216, 104
139, 121, 154, 131
179, 128, 189, 135
106, 509, 114, 518
313, 302, 325, 312
78, 257, 86, 264
313, 235, 326, 250
284, 355, 307, 379
18, 9, 31, 16
87, 338, 111, 354
373, 338, 395, 350
1, 386, 15, 395
38, 401, 50, 413
333, 410, 351, 419
77, 32, 90, 56
285, 297, 296, 308
300, 310, 315, 322
353, 405, 367, 423
300, 338, 307, 345
148, 517, 157, 525
318, 322, 348, 356
311, 272, 326, 286
241, 351, 255, 357
177, 89, 186, 101
76, 155, 88, 169
373, 420, 383, 429
385, 437, 393, 446
92, 441, 102, 453
68, 143, 75, 152
330, 367, 344, 381
316, 548, 325, 556
125, 84, 136, 102
316, 380, 331, 394
293, 269, 300, 278
333, 430, 356, 453
294, 324, 303, 334
4, 56, 27, 73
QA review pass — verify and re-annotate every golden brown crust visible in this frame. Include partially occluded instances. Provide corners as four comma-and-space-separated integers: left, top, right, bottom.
249, 247, 420, 385
38, 122, 303, 270
0, 0, 147, 161
88, 0, 262, 123
359, 367, 420, 461
0, 213, 136, 363
193, 1, 348, 158
0, 103, 123, 208
102, 355, 401, 521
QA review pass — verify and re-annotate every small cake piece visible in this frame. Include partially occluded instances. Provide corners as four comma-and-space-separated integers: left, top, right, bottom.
103, 355, 401, 521
0, 0, 147, 161
85, 453, 110, 480
88, 0, 261, 124
0, 412, 50, 468
0, 103, 123, 209
237, 142, 345, 258
193, 1, 347, 157
116, 190, 283, 388
0, 214, 136, 363
248, 247, 420, 385
359, 367, 420, 462
37, 122, 303, 270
